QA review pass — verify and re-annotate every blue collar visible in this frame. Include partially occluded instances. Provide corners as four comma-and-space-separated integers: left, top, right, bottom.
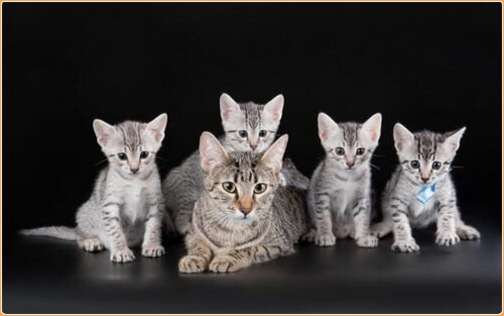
417, 182, 437, 204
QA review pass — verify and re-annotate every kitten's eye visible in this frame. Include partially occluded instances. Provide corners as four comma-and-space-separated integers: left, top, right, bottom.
222, 182, 236, 193
259, 130, 267, 137
140, 151, 149, 159
238, 130, 248, 138
356, 148, 365, 156
432, 161, 442, 170
117, 153, 127, 161
335, 147, 345, 155
410, 160, 420, 169
254, 183, 267, 194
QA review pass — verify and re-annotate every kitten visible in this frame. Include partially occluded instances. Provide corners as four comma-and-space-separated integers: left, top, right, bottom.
371, 124, 480, 252
304, 113, 382, 248
163, 93, 308, 235
20, 114, 168, 263
178, 132, 308, 273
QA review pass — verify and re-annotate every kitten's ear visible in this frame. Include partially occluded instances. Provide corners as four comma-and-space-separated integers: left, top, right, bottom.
317, 112, 339, 143
393, 123, 414, 152
199, 132, 229, 173
263, 94, 284, 123
260, 134, 289, 174
444, 127, 466, 152
146, 113, 168, 143
93, 119, 115, 147
361, 113, 382, 143
220, 93, 241, 122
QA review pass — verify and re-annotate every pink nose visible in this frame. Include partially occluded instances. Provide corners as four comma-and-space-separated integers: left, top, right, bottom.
421, 177, 430, 183
346, 161, 355, 168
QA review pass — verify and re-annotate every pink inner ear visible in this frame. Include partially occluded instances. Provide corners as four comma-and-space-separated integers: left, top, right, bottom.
371, 131, 378, 142
98, 135, 108, 146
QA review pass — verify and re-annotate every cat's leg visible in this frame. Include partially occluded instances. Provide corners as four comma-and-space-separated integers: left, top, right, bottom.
455, 218, 481, 240
179, 233, 213, 273
101, 201, 135, 263
389, 198, 419, 252
307, 190, 336, 247
334, 222, 352, 239
352, 199, 378, 248
435, 200, 461, 246
76, 227, 104, 252
142, 201, 165, 258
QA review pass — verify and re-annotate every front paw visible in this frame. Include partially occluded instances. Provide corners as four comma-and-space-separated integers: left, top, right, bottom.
457, 225, 481, 240
436, 230, 460, 246
142, 244, 165, 258
179, 255, 207, 273
391, 239, 420, 253
110, 247, 135, 263
314, 232, 336, 247
209, 255, 241, 273
356, 235, 379, 248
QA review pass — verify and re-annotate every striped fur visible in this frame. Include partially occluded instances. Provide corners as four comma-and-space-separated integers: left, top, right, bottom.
371, 124, 480, 252
179, 133, 309, 273
20, 114, 169, 263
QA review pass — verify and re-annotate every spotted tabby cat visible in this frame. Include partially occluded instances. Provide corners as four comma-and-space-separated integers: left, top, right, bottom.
163, 93, 308, 235
21, 114, 168, 263
178, 132, 308, 273
371, 124, 480, 252
304, 113, 382, 248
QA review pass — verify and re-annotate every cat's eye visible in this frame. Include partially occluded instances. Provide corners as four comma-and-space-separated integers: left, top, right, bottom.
238, 130, 248, 138
410, 160, 420, 169
432, 161, 442, 170
222, 182, 236, 193
254, 183, 267, 194
335, 147, 345, 155
117, 153, 127, 161
356, 148, 365, 156
140, 151, 149, 159
259, 130, 267, 137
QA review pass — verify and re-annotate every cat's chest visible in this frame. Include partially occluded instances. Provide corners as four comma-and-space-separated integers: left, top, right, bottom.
122, 184, 149, 222
329, 180, 363, 212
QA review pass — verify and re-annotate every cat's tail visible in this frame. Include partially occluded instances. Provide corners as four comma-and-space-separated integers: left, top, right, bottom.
19, 226, 76, 240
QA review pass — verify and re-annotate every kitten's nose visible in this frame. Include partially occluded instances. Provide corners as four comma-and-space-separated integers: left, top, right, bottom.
421, 177, 430, 183
130, 168, 139, 174
346, 161, 355, 169
239, 206, 252, 215
250, 144, 258, 150
237, 198, 253, 215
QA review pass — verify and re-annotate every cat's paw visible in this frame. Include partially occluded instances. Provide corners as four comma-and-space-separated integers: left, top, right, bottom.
176, 221, 191, 235
209, 255, 241, 273
391, 239, 420, 253
356, 235, 379, 248
179, 255, 207, 273
369, 222, 392, 238
314, 232, 336, 247
457, 225, 481, 240
436, 230, 460, 246
142, 244, 165, 258
301, 228, 317, 242
79, 238, 104, 252
110, 247, 136, 263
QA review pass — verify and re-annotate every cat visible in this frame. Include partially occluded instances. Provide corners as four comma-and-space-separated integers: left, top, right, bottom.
20, 114, 168, 263
178, 132, 309, 273
304, 113, 382, 248
371, 124, 480, 252
163, 93, 308, 235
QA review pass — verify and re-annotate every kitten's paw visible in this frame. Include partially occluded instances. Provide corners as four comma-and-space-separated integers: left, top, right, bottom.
356, 235, 379, 248
142, 244, 165, 258
435, 230, 460, 246
179, 255, 207, 273
457, 225, 481, 240
79, 238, 104, 252
301, 228, 317, 242
110, 248, 136, 263
314, 232, 336, 247
369, 222, 392, 238
209, 255, 241, 273
391, 239, 420, 253
176, 222, 191, 235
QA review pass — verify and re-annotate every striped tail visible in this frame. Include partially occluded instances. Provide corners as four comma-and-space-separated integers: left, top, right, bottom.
19, 226, 76, 240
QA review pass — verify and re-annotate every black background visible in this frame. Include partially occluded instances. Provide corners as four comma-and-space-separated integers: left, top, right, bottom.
3, 2, 502, 314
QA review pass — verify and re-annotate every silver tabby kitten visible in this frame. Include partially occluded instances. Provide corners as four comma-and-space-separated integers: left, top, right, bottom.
371, 124, 480, 253
21, 114, 168, 263
163, 93, 308, 235
178, 132, 308, 273
304, 113, 382, 248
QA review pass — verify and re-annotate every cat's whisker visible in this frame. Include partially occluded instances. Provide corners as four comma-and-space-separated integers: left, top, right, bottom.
94, 158, 109, 166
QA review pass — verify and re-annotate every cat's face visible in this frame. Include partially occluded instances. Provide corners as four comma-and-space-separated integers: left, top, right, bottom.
93, 113, 167, 177
220, 93, 284, 153
393, 123, 465, 186
318, 113, 382, 173
199, 131, 288, 225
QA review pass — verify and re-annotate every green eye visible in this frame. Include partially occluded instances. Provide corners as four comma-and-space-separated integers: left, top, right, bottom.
222, 182, 236, 193
254, 183, 267, 194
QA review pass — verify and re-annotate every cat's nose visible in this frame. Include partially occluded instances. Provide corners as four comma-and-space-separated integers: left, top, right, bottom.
346, 161, 355, 168
237, 198, 253, 215
250, 143, 258, 150
421, 176, 430, 183
130, 167, 139, 174
239, 206, 252, 215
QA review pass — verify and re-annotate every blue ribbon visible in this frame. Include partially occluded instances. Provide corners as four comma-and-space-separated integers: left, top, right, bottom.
417, 182, 437, 204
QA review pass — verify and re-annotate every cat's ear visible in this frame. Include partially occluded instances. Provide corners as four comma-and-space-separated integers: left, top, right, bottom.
361, 113, 382, 143
263, 94, 284, 123
146, 113, 168, 143
199, 132, 229, 173
393, 123, 414, 152
444, 127, 466, 153
260, 134, 289, 174
317, 112, 339, 143
220, 93, 241, 122
93, 119, 115, 147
